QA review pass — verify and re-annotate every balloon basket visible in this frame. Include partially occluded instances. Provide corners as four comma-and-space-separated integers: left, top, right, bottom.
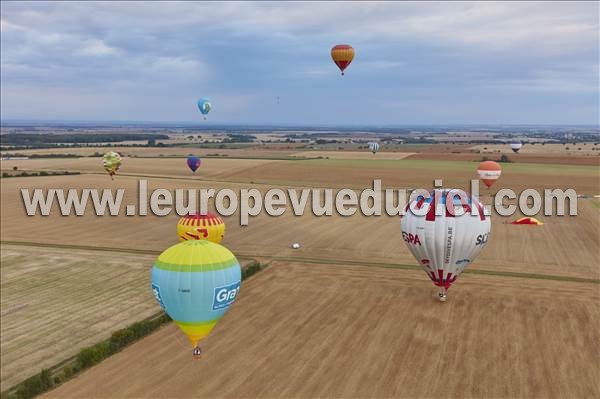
437, 290, 447, 302
192, 346, 202, 360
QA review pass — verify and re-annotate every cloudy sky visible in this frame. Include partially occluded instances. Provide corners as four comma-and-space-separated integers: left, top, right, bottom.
1, 1, 598, 125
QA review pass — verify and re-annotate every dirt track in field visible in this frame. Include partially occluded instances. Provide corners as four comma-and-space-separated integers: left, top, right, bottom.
44, 262, 600, 399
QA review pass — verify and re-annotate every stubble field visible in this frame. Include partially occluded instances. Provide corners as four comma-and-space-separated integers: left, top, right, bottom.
0, 245, 158, 391
44, 261, 600, 399
1, 148, 599, 397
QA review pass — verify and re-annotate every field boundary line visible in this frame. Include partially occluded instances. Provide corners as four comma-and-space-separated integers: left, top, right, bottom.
77, 171, 375, 190
0, 260, 267, 399
2, 240, 598, 285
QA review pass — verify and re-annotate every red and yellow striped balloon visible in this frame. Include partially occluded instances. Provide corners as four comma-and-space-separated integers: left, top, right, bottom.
177, 213, 225, 244
331, 44, 354, 75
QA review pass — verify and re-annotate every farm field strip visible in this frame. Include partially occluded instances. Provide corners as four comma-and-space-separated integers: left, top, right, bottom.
2, 175, 598, 280
3, 241, 598, 285
0, 245, 160, 391
43, 261, 600, 399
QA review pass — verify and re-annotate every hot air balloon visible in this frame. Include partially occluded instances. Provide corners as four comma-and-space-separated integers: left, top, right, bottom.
102, 151, 122, 179
187, 156, 201, 173
177, 212, 225, 243
510, 140, 522, 153
151, 240, 241, 358
477, 161, 502, 188
331, 44, 354, 75
197, 98, 211, 120
400, 189, 491, 301
368, 142, 380, 154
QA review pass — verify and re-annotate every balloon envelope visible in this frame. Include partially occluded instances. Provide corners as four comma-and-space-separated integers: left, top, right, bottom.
510, 140, 522, 153
197, 98, 211, 115
477, 161, 502, 188
187, 156, 201, 173
400, 189, 491, 292
368, 142, 380, 154
177, 212, 225, 243
102, 152, 122, 178
331, 44, 354, 75
151, 240, 241, 348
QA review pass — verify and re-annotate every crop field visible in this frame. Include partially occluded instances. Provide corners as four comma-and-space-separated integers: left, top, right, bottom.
1, 157, 285, 182
0, 145, 301, 158
0, 244, 158, 391
1, 148, 599, 397
292, 151, 417, 160
470, 142, 600, 156
1, 167, 598, 280
44, 261, 600, 399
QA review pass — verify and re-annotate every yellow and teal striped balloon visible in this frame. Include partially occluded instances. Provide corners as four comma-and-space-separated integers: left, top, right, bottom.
151, 240, 241, 351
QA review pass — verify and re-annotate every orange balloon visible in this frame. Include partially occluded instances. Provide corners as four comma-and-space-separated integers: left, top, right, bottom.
477, 161, 502, 188
331, 44, 354, 75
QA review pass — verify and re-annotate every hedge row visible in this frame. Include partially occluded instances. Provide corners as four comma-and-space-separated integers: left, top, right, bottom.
3, 313, 172, 399
1, 171, 81, 178
242, 260, 263, 279
2, 261, 265, 399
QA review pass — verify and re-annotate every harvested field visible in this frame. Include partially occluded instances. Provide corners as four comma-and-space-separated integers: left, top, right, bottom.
1, 148, 599, 397
1, 157, 283, 181
292, 151, 416, 160
44, 262, 600, 399
228, 158, 600, 193
0, 146, 300, 158
1, 173, 598, 280
470, 142, 600, 156
0, 244, 158, 391
407, 151, 600, 166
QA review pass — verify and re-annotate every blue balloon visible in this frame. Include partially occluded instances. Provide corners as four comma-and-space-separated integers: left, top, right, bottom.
197, 98, 211, 116
187, 156, 201, 173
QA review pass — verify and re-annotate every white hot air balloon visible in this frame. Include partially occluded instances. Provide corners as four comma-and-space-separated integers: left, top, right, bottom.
510, 140, 523, 153
400, 189, 491, 301
368, 142, 380, 154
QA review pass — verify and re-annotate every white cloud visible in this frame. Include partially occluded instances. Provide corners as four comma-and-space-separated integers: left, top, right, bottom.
78, 39, 117, 56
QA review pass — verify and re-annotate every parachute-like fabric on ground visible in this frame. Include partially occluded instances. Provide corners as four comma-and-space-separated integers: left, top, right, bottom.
400, 189, 491, 292
331, 44, 354, 75
151, 240, 241, 349
477, 161, 502, 188
511, 217, 543, 225
177, 212, 225, 243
